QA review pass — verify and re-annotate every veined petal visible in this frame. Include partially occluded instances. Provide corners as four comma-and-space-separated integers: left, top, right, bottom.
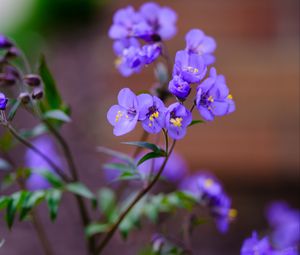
198, 106, 214, 121
117, 88, 138, 109
113, 114, 138, 136
107, 105, 125, 126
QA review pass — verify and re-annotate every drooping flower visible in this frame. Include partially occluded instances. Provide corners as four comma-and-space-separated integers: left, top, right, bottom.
266, 202, 300, 250
180, 172, 236, 233
185, 29, 217, 65
0, 35, 12, 49
25, 136, 62, 191
138, 151, 188, 183
137, 93, 166, 134
165, 102, 192, 140
241, 232, 272, 255
168, 75, 191, 101
139, 2, 177, 41
0, 93, 8, 110
173, 50, 207, 84
108, 6, 152, 40
196, 67, 235, 121
107, 88, 139, 136
113, 38, 144, 76
140, 43, 161, 64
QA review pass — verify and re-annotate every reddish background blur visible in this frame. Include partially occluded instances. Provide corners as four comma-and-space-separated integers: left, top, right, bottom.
0, 0, 299, 254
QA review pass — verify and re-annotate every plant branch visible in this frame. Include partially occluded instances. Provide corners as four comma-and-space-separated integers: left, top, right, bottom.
95, 139, 176, 254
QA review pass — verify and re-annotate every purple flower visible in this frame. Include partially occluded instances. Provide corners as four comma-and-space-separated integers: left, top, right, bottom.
196, 67, 235, 121
165, 103, 192, 140
108, 6, 151, 40
113, 38, 144, 76
266, 202, 300, 250
25, 136, 62, 191
139, 2, 177, 41
107, 88, 139, 136
138, 151, 188, 183
137, 94, 166, 134
180, 172, 236, 233
140, 43, 161, 64
0, 93, 8, 110
173, 50, 207, 84
168, 75, 191, 101
241, 232, 272, 255
0, 35, 12, 49
185, 29, 217, 65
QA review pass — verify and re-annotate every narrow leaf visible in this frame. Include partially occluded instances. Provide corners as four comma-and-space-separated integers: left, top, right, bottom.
85, 223, 110, 237
137, 151, 166, 166
66, 182, 95, 200
97, 147, 135, 167
7, 99, 21, 121
188, 119, 205, 127
39, 170, 63, 188
46, 189, 62, 221
122, 141, 164, 153
43, 110, 71, 123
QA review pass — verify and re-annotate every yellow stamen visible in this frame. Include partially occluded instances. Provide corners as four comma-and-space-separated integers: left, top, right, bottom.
208, 95, 214, 102
170, 117, 183, 127
185, 66, 199, 74
227, 94, 233, 100
149, 111, 159, 122
114, 57, 122, 67
115, 111, 123, 122
204, 178, 214, 188
229, 209, 237, 219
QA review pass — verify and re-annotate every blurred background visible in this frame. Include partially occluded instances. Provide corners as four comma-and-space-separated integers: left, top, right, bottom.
0, 0, 299, 254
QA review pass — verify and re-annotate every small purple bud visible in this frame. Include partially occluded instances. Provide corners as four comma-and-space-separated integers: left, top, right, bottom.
0, 73, 16, 86
5, 47, 20, 59
32, 87, 43, 100
168, 75, 191, 101
19, 92, 31, 104
24, 74, 42, 87
0, 93, 8, 110
0, 35, 13, 49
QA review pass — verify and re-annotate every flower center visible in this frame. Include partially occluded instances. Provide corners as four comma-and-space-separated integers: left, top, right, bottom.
184, 66, 199, 74
204, 178, 214, 188
170, 117, 183, 127
115, 111, 123, 122
200, 92, 214, 108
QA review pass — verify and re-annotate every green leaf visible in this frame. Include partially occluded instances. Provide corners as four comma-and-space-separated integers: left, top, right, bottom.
46, 189, 62, 221
43, 110, 71, 123
102, 163, 135, 173
38, 55, 63, 110
98, 188, 116, 222
66, 182, 95, 200
7, 99, 21, 121
0, 158, 11, 171
19, 124, 48, 139
0, 132, 14, 152
39, 170, 63, 188
97, 147, 135, 167
188, 119, 205, 127
137, 151, 166, 166
118, 171, 140, 181
19, 191, 46, 220
85, 223, 110, 237
122, 141, 165, 154
0, 196, 9, 210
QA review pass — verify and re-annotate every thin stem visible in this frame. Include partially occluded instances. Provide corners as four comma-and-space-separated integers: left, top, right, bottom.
95, 139, 176, 254
13, 164, 55, 255
4, 123, 70, 182
41, 119, 96, 254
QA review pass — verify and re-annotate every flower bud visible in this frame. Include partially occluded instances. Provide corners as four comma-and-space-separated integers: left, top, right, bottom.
19, 92, 31, 104
24, 75, 42, 87
0, 66, 20, 86
0, 35, 13, 49
0, 93, 8, 110
5, 47, 20, 59
32, 87, 43, 100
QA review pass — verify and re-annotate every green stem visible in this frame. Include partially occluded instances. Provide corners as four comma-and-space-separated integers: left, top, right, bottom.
4, 123, 70, 182
95, 139, 176, 254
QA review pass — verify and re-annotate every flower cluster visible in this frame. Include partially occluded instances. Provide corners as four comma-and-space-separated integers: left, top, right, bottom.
109, 2, 177, 76
240, 202, 299, 255
107, 88, 192, 139
169, 30, 235, 121
25, 136, 63, 191
0, 34, 44, 113
180, 172, 236, 233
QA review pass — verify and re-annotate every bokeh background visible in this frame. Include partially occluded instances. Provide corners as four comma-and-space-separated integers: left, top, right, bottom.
0, 0, 299, 254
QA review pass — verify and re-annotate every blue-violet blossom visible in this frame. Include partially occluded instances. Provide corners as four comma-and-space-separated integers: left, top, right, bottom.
107, 88, 139, 136
241, 232, 272, 255
137, 93, 166, 134
0, 93, 8, 110
168, 75, 191, 101
173, 50, 207, 84
196, 67, 235, 121
185, 29, 217, 65
165, 102, 192, 140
